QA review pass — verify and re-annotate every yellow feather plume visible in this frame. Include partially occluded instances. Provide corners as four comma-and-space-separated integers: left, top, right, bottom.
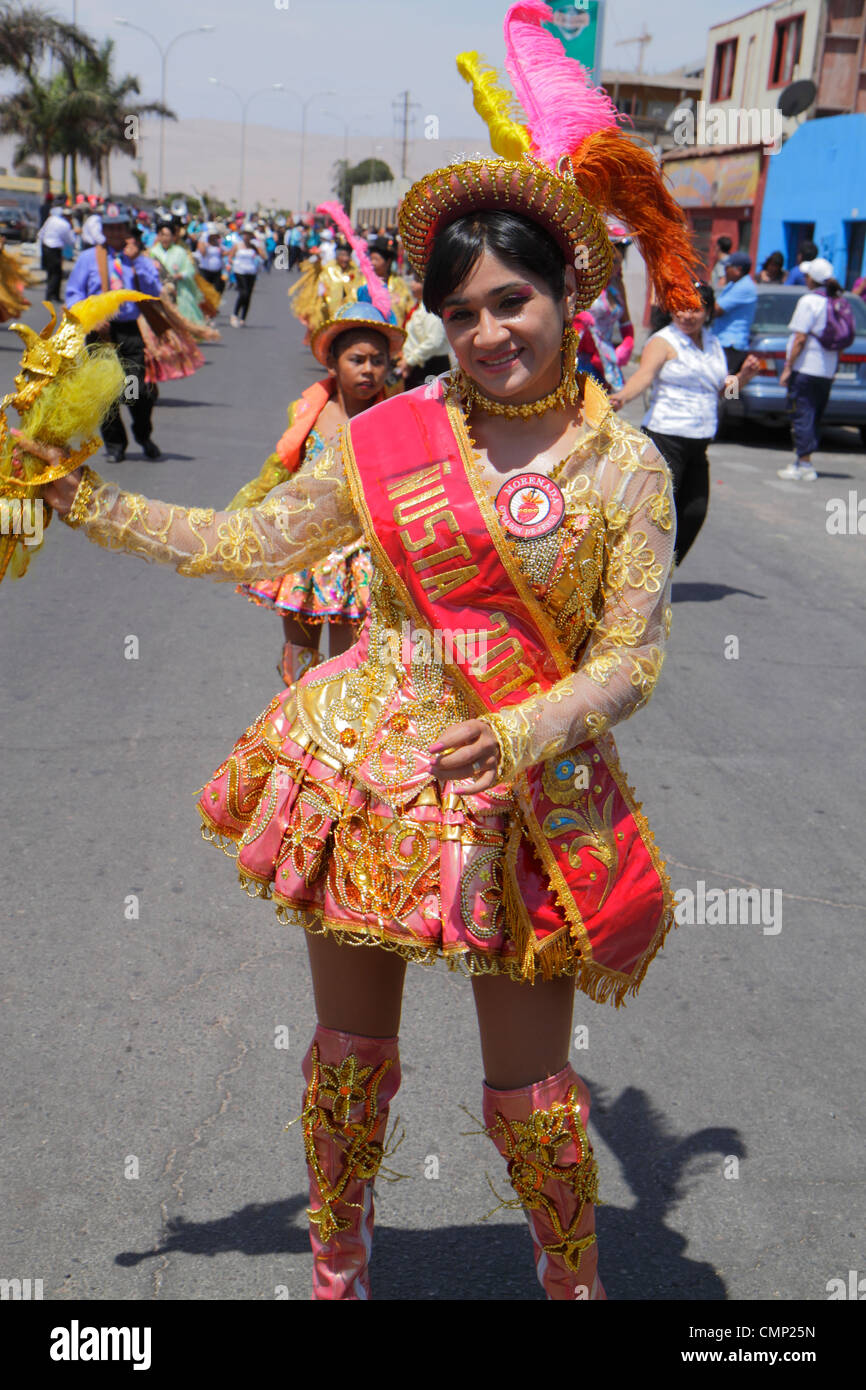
67, 289, 154, 337
456, 51, 530, 160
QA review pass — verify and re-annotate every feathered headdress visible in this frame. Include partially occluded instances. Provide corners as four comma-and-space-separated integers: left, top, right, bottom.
316, 200, 392, 320
460, 0, 700, 313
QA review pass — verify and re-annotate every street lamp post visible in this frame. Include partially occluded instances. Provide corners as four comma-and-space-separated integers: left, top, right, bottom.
114, 19, 215, 200
209, 80, 285, 212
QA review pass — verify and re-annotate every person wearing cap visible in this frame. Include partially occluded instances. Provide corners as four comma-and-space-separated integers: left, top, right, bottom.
712, 250, 758, 374
64, 203, 163, 461
34, 3, 703, 1303
226, 224, 264, 327
228, 301, 404, 683
778, 258, 847, 480
36, 204, 76, 301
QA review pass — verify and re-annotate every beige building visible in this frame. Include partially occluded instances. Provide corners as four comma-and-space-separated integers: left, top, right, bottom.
701, 0, 866, 123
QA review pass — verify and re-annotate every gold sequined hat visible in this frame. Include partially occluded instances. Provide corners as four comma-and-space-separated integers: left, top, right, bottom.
399, 156, 613, 310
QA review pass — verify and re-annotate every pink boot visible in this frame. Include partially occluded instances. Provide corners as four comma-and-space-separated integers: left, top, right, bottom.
299, 1025, 401, 1300
482, 1064, 606, 1300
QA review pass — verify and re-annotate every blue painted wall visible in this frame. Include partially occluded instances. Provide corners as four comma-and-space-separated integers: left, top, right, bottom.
758, 114, 866, 284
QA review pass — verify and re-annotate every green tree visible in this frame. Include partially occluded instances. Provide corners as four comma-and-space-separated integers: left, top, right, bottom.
332, 156, 393, 210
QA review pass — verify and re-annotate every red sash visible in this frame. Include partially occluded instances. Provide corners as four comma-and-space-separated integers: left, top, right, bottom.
342, 380, 673, 1005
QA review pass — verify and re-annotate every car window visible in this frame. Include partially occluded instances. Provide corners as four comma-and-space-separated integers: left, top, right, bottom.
753, 290, 866, 332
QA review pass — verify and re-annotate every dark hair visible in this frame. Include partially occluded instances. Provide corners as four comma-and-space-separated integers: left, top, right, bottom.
798, 240, 818, 262
764, 250, 784, 266
823, 277, 843, 299
716, 235, 733, 253
423, 211, 566, 316
328, 325, 390, 362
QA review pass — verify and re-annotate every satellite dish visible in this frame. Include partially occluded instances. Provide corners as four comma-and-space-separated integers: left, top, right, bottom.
778, 79, 817, 118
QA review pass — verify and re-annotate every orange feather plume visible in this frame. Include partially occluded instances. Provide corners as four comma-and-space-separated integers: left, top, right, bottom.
567, 130, 702, 313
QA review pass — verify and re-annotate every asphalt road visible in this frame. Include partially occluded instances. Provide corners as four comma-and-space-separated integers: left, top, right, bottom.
2, 267, 864, 1303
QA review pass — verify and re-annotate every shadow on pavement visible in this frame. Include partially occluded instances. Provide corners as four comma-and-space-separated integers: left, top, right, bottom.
721, 422, 863, 455
672, 581, 766, 603
111, 1084, 737, 1300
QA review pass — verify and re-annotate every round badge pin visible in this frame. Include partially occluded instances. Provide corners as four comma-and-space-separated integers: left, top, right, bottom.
495, 473, 565, 540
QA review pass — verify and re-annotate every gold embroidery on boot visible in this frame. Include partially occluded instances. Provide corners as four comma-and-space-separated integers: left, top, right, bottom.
288, 1043, 406, 1246
479, 1086, 601, 1274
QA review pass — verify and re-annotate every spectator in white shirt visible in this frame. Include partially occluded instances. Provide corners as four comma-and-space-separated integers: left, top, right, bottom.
778, 258, 849, 481
81, 211, 104, 248
399, 276, 453, 390
37, 208, 75, 300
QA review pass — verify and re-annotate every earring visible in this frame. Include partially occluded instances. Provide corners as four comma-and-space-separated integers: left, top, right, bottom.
561, 323, 581, 406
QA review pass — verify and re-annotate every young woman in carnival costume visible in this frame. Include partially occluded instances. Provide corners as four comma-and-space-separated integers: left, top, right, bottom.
19, 1, 701, 1300
575, 223, 635, 389
229, 283, 405, 685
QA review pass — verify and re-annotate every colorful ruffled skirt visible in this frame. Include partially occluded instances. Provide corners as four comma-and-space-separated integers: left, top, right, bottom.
195, 687, 570, 980
139, 316, 205, 384
237, 541, 373, 624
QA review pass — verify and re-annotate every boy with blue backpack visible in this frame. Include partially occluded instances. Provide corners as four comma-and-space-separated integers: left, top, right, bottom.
778, 258, 856, 480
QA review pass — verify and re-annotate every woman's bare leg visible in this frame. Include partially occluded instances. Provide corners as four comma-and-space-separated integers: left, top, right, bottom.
472, 969, 604, 1299
281, 612, 319, 651
305, 928, 406, 1036
326, 621, 356, 660
472, 971, 575, 1089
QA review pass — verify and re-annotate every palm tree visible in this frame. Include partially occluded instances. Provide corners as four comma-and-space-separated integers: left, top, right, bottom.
53, 38, 174, 197
0, 69, 93, 193
72, 40, 174, 195
0, 1, 99, 193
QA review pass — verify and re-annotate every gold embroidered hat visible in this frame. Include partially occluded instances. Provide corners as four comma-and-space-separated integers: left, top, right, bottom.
399, 1, 700, 316
399, 155, 613, 310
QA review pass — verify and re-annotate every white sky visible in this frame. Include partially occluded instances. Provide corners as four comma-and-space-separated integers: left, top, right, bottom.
52, 0, 745, 139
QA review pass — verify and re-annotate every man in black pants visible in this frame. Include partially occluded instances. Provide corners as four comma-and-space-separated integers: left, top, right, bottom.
64, 204, 164, 462
38, 206, 75, 301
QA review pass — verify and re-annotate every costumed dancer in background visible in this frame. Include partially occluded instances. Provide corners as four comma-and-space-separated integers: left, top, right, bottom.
126, 228, 207, 387
26, 0, 701, 1302
357, 234, 413, 328
577, 224, 634, 390
195, 223, 227, 301
0, 234, 37, 322
149, 220, 219, 340
229, 243, 404, 684
316, 239, 363, 322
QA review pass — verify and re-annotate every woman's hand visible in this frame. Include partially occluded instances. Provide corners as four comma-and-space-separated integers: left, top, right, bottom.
739, 352, 761, 385
429, 719, 500, 795
609, 389, 626, 412
8, 429, 83, 515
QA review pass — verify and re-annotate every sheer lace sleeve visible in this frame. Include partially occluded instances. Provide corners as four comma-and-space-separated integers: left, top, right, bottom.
60, 439, 362, 581
487, 431, 675, 780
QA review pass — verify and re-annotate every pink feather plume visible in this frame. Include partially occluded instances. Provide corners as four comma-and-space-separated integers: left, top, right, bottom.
503, 0, 619, 168
316, 200, 392, 320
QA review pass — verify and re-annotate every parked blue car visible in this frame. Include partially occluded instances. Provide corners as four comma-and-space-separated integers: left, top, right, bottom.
719, 285, 866, 445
